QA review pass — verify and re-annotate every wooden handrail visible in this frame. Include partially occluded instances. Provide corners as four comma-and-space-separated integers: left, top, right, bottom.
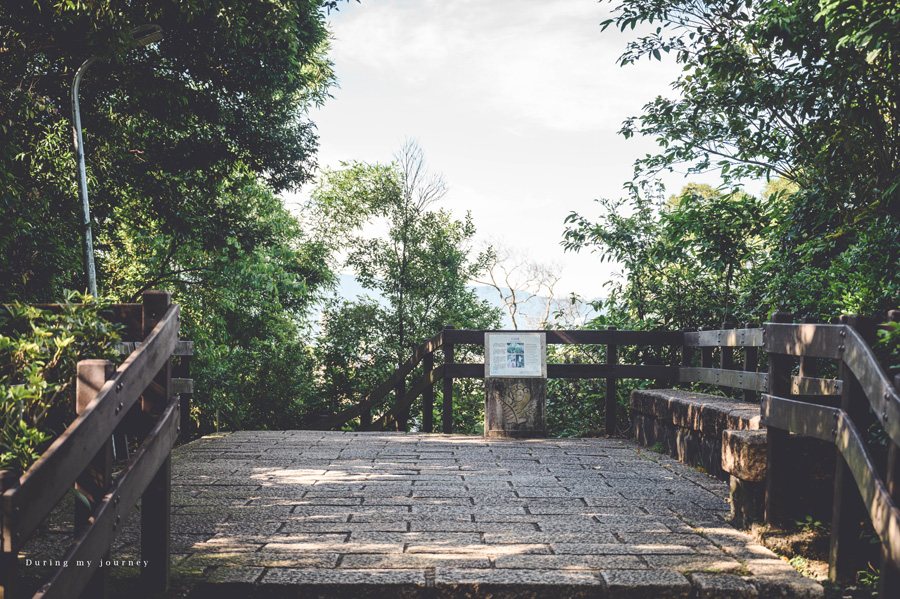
2, 303, 179, 547
762, 394, 900, 570
765, 322, 900, 448
0, 291, 181, 599
307, 330, 444, 430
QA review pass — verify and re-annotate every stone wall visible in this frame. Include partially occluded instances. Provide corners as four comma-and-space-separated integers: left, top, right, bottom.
630, 389, 835, 526
631, 389, 761, 480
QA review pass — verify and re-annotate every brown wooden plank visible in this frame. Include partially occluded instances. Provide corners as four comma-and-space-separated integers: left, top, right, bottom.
764, 322, 845, 359
678, 368, 769, 391
171, 379, 193, 394
761, 393, 900, 572
719, 323, 735, 395
612, 364, 680, 379
833, 411, 900, 572
116, 341, 192, 357
831, 315, 878, 582
879, 370, 900, 596
74, 361, 115, 599
766, 311, 795, 528
683, 327, 764, 347
443, 328, 683, 347
445, 363, 483, 378
422, 353, 434, 433
841, 326, 900, 449
442, 327, 454, 434
309, 330, 444, 430
546, 364, 612, 378
606, 326, 617, 436
436, 362, 682, 381
139, 291, 172, 593
791, 376, 842, 396
743, 322, 760, 403
1, 472, 20, 598
368, 365, 445, 431
4, 304, 179, 549
32, 399, 179, 599
760, 394, 839, 442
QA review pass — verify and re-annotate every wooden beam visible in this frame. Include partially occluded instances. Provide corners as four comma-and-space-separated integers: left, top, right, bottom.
840, 325, 900, 449
764, 322, 845, 359
32, 400, 179, 599
683, 327, 764, 347
791, 376, 842, 396
140, 291, 173, 593
762, 394, 900, 574
442, 328, 683, 347
4, 304, 179, 548
765, 311, 794, 528
368, 366, 445, 431
309, 330, 444, 430
678, 368, 769, 392
75, 360, 115, 599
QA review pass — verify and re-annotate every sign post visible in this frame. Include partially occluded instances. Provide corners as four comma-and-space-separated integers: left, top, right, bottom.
484, 332, 547, 438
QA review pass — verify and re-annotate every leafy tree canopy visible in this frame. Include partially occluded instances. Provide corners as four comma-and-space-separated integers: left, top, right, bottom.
588, 0, 900, 319
1, 0, 341, 300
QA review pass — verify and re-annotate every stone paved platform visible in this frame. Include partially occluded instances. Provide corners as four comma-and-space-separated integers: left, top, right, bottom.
19, 430, 823, 598
162, 431, 821, 598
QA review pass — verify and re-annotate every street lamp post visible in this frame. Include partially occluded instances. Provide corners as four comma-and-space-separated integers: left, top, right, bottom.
71, 24, 163, 297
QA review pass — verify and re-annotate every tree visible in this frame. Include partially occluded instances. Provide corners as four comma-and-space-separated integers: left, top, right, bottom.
476, 242, 564, 330
310, 142, 501, 430
601, 0, 900, 317
662, 185, 769, 323
1, 0, 339, 300
1, 1, 352, 435
563, 181, 769, 329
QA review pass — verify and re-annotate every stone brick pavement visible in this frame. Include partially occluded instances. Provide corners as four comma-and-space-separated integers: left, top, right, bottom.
158, 430, 822, 598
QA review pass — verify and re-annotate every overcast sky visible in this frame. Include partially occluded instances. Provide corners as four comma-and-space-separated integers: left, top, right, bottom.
295, 0, 725, 301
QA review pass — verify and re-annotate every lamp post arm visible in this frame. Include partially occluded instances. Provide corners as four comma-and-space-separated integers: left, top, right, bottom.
71, 55, 101, 297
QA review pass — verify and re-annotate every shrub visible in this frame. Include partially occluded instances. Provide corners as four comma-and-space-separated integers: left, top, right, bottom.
0, 291, 122, 472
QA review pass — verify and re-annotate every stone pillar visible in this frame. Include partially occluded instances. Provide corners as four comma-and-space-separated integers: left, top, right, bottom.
484, 333, 547, 438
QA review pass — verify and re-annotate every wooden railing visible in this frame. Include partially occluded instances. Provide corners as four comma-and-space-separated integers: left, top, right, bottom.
309, 325, 683, 434
319, 311, 900, 596
0, 291, 183, 599
761, 312, 900, 594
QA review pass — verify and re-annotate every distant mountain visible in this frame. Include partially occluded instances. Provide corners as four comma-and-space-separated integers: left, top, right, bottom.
330, 274, 599, 330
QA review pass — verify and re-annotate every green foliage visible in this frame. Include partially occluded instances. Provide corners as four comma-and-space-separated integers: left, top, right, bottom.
564, 182, 770, 329
0, 292, 122, 472
309, 144, 502, 431
601, 0, 900, 319
1, 0, 341, 301
1, 1, 350, 435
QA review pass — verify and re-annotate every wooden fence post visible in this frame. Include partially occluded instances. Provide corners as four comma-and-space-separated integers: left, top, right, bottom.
881, 311, 900, 597
830, 314, 879, 582
0, 470, 20, 599
765, 311, 794, 527
880, 355, 900, 598
172, 344, 191, 442
75, 359, 115, 599
743, 322, 759, 403
681, 328, 695, 372
720, 322, 735, 395
140, 291, 172, 592
442, 326, 454, 434
423, 351, 434, 433
395, 375, 406, 432
605, 326, 617, 436
700, 326, 714, 369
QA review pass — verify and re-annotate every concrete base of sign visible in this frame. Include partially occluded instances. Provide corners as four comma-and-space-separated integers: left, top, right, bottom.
484, 377, 547, 438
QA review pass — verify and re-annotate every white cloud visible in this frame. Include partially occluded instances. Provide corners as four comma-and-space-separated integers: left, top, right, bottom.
328, 0, 679, 133
298, 0, 712, 301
